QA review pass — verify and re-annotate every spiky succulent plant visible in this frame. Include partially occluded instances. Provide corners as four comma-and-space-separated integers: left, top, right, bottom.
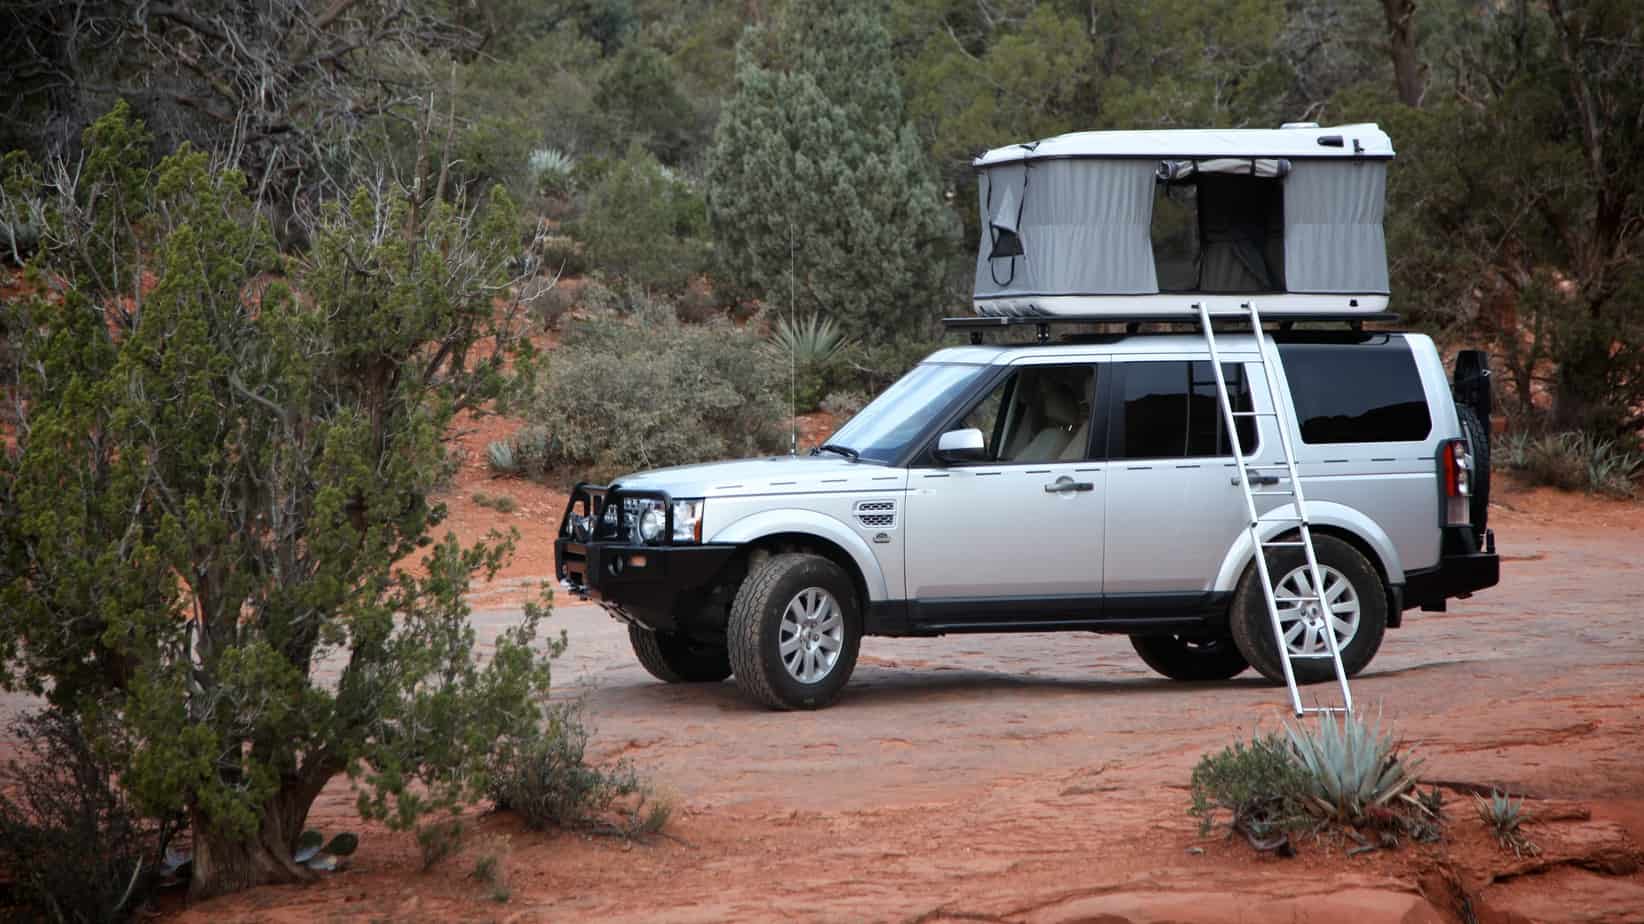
770, 313, 849, 367
1475, 789, 1539, 856
1284, 710, 1424, 826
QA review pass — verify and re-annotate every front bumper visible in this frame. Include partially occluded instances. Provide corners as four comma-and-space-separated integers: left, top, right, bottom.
555, 537, 737, 629
553, 483, 736, 631
1403, 529, 1500, 612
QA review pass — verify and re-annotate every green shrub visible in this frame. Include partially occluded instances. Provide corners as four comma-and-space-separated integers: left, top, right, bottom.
532, 234, 588, 278
1189, 733, 1310, 847
471, 492, 518, 514
416, 818, 467, 871
573, 146, 709, 293
767, 313, 852, 411
1507, 430, 1643, 497
0, 711, 176, 923
525, 292, 786, 478
820, 391, 869, 419
487, 703, 670, 838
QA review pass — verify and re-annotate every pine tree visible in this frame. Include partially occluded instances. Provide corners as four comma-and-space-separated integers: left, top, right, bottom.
706, 0, 957, 344
0, 103, 557, 898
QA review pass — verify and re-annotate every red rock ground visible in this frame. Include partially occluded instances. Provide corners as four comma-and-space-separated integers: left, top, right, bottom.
144, 455, 1644, 923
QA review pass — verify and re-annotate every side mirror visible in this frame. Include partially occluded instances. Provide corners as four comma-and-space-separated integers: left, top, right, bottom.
934, 428, 988, 464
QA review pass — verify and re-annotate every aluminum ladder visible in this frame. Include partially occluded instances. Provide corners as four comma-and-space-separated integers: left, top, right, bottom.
1195, 300, 1353, 717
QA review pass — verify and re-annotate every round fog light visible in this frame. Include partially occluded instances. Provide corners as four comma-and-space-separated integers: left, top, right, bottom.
638, 507, 665, 543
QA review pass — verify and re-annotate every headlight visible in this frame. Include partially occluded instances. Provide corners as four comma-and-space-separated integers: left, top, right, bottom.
638, 506, 666, 542
622, 497, 705, 544
670, 499, 704, 543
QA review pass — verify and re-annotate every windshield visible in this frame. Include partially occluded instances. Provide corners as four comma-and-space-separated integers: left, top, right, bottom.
825, 363, 990, 464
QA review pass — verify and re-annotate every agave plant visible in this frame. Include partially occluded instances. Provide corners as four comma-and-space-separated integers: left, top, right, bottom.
770, 313, 850, 367
528, 147, 577, 194
1475, 789, 1539, 856
487, 439, 520, 475
1285, 710, 1424, 826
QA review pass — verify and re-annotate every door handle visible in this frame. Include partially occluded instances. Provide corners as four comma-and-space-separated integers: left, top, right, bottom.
1044, 478, 1095, 493
1232, 474, 1282, 486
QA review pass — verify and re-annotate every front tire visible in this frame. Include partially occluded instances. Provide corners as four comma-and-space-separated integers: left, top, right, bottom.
1129, 633, 1249, 681
629, 625, 732, 683
727, 553, 861, 710
1229, 535, 1388, 685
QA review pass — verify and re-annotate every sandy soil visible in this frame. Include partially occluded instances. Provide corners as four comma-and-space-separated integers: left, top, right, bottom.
138, 474, 1644, 924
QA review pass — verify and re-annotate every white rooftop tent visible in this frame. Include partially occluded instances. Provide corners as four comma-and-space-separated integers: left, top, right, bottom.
972, 123, 1394, 319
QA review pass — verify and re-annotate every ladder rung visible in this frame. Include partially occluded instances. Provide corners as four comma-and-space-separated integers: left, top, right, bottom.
1299, 706, 1352, 715
1251, 490, 1294, 496
1230, 410, 1278, 417
1261, 541, 1307, 548
1257, 515, 1307, 524
1288, 652, 1337, 660
1245, 463, 1294, 470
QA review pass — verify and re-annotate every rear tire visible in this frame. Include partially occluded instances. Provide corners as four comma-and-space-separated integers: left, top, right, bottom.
1129, 633, 1249, 681
1457, 405, 1491, 539
628, 625, 732, 683
727, 553, 861, 710
1229, 535, 1387, 685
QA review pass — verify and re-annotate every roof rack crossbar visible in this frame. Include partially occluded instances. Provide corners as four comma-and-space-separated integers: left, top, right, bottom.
943, 312, 1398, 329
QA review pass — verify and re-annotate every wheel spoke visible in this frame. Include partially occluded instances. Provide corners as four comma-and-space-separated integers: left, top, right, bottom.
780, 634, 801, 656
1283, 621, 1305, 644
816, 634, 840, 653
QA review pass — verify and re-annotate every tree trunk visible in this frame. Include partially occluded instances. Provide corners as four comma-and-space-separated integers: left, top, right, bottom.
188, 778, 327, 900
1380, 0, 1425, 107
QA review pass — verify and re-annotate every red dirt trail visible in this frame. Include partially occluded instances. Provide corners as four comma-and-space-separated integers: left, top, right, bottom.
145, 476, 1644, 923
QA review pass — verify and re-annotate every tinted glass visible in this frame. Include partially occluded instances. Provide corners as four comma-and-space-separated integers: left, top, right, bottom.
954, 365, 1097, 463
828, 363, 989, 463
1118, 361, 1256, 459
1279, 340, 1431, 444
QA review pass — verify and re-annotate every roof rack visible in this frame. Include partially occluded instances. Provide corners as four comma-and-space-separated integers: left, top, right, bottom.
943, 312, 1400, 345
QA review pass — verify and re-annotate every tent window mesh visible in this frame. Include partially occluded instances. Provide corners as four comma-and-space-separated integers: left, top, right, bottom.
1151, 174, 1287, 294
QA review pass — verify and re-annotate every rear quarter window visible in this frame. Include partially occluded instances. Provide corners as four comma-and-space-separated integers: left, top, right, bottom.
1278, 338, 1432, 444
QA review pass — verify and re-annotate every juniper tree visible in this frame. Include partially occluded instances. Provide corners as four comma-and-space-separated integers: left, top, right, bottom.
0, 103, 556, 898
705, 0, 957, 344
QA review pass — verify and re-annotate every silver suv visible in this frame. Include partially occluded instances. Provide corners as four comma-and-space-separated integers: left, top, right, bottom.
555, 326, 1498, 709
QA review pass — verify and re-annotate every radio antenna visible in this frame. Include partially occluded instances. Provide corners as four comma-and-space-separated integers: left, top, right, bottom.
788, 214, 797, 456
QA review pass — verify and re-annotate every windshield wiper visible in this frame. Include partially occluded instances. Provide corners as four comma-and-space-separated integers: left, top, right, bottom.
812, 443, 860, 462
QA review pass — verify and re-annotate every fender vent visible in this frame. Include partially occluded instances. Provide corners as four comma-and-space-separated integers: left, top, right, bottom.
854, 499, 897, 530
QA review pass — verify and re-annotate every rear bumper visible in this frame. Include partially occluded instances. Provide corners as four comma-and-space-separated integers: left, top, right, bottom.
1402, 529, 1499, 612
554, 538, 737, 630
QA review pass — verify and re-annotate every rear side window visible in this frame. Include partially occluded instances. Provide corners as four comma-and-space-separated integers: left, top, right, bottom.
1115, 361, 1257, 459
1278, 339, 1431, 444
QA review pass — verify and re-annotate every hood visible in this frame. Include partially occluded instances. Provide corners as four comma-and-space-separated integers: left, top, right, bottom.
613, 454, 902, 499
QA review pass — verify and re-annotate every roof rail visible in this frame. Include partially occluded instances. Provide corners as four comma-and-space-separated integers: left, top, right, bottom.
942, 312, 1400, 344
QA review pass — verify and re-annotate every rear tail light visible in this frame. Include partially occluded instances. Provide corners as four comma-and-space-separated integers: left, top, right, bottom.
1440, 438, 1471, 526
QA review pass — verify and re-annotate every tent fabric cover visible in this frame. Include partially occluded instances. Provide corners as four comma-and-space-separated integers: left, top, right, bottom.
976, 159, 1159, 299
1157, 157, 1291, 181
1283, 161, 1389, 294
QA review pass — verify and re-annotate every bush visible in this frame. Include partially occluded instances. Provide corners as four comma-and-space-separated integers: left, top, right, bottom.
487, 703, 670, 838
416, 818, 467, 871
531, 234, 588, 278
0, 711, 176, 923
525, 292, 786, 478
820, 391, 869, 419
471, 492, 518, 514
1505, 430, 1643, 497
1189, 733, 1310, 848
521, 274, 578, 330
1191, 711, 1441, 854
573, 146, 709, 293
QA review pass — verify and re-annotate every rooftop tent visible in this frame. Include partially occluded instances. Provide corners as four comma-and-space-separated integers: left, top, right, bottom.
972, 124, 1394, 318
